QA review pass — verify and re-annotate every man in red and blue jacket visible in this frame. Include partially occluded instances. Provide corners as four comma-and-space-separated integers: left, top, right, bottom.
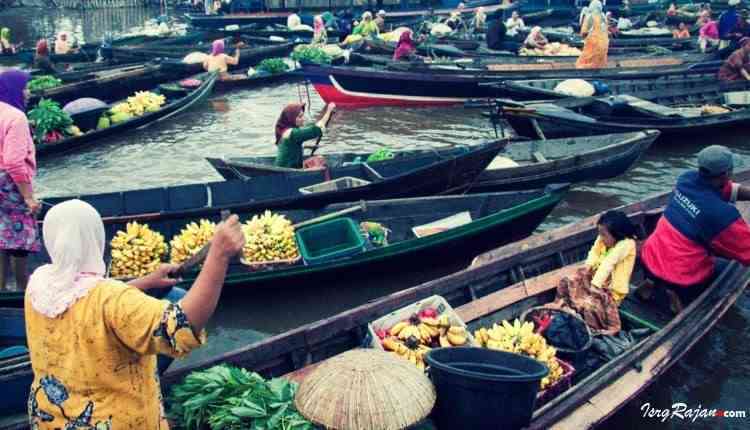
641, 145, 750, 311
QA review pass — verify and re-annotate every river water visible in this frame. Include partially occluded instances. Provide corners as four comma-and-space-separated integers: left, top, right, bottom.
2, 6, 748, 429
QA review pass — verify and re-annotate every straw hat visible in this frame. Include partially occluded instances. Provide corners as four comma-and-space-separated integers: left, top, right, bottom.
295, 349, 436, 430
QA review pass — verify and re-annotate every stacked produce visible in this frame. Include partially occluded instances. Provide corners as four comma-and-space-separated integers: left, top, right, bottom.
104, 91, 166, 125
241, 211, 299, 263
377, 308, 469, 370
169, 220, 216, 264
256, 58, 289, 75
27, 99, 80, 144
474, 319, 564, 389
27, 75, 62, 92
291, 46, 332, 65
520, 42, 581, 56
169, 364, 312, 430
110, 222, 167, 278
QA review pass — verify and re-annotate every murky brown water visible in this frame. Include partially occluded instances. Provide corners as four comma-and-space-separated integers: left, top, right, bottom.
3, 6, 749, 429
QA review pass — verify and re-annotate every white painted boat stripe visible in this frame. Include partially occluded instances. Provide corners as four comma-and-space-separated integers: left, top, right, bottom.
328, 75, 468, 103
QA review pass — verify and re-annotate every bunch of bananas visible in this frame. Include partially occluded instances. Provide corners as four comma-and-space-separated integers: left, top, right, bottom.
169, 219, 216, 264
380, 312, 469, 369
474, 319, 565, 389
241, 211, 299, 263
110, 91, 166, 118
110, 222, 167, 278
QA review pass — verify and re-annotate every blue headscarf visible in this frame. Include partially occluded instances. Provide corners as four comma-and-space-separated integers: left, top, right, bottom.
719, 6, 739, 38
0, 69, 30, 111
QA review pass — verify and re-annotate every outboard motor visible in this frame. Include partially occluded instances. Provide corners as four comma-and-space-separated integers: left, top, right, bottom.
98, 33, 114, 62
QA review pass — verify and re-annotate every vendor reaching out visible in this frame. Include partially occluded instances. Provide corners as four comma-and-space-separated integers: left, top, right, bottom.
202, 39, 241, 80
275, 102, 336, 169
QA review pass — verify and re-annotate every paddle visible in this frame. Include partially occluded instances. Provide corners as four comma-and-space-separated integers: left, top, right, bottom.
168, 210, 232, 279
308, 108, 336, 156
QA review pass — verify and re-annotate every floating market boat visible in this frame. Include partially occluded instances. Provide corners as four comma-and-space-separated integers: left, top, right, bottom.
492, 73, 750, 101
0, 187, 567, 420
0, 308, 29, 418
498, 87, 750, 139
132, 171, 748, 430
34, 73, 217, 160
28, 42, 293, 106
301, 61, 721, 107
206, 130, 658, 192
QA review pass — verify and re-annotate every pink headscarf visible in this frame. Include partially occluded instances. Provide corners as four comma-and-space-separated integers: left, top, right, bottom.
211, 39, 225, 56
393, 31, 416, 61
314, 15, 324, 34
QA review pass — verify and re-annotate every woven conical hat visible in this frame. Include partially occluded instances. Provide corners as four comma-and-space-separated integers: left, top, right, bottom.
294, 349, 436, 430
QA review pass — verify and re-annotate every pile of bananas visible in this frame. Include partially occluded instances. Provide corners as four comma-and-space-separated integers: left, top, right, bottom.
241, 211, 299, 263
378, 310, 469, 369
474, 319, 565, 389
110, 222, 167, 278
110, 91, 166, 118
169, 219, 216, 264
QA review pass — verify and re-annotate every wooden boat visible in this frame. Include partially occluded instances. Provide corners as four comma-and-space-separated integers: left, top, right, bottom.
494, 73, 750, 101
60, 170, 747, 430
300, 62, 721, 107
206, 130, 658, 193
0, 308, 30, 417
28, 43, 293, 106
0, 186, 566, 424
211, 68, 301, 91
499, 85, 750, 138
34, 73, 217, 160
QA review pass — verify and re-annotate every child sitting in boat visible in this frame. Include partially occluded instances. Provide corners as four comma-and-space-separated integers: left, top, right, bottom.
274, 102, 336, 169
547, 210, 638, 335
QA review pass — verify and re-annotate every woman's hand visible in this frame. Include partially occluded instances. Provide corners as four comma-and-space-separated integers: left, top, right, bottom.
209, 215, 245, 262
129, 263, 180, 291
327, 102, 337, 113
24, 197, 41, 214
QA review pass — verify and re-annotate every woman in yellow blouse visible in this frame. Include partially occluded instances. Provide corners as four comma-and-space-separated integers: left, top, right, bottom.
25, 199, 245, 429
549, 210, 637, 335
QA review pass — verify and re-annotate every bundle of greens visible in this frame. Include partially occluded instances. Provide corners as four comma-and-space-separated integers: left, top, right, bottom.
27, 99, 73, 143
27, 75, 63, 92
366, 148, 395, 163
169, 364, 313, 430
291, 46, 332, 65
257, 58, 290, 75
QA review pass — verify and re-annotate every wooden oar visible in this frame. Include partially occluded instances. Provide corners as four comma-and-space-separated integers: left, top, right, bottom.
169, 209, 231, 279
292, 200, 367, 230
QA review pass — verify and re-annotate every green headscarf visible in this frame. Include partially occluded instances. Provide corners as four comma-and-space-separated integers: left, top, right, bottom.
0, 28, 10, 42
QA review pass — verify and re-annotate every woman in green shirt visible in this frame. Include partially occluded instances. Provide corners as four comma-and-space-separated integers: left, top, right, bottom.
274, 102, 336, 168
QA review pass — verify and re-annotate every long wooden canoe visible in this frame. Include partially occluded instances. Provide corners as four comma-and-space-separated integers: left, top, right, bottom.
34, 73, 217, 160
206, 130, 658, 192
153, 172, 750, 430
0, 308, 29, 417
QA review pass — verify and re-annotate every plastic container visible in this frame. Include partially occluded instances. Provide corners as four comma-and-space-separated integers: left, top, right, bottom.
298, 177, 370, 194
295, 217, 366, 265
536, 358, 575, 408
71, 107, 109, 132
425, 347, 549, 430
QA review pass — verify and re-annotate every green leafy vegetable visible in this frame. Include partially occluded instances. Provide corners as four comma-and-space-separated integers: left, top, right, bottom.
27, 98, 73, 143
27, 75, 63, 92
366, 148, 395, 162
291, 46, 332, 65
257, 58, 290, 75
169, 364, 313, 430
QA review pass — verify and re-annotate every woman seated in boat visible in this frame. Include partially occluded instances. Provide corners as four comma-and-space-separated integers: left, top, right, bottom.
473, 7, 487, 33
576, 0, 609, 69
445, 11, 464, 31
718, 37, 750, 82
375, 10, 387, 33
34, 40, 59, 75
548, 210, 638, 335
666, 3, 678, 17
24, 199, 245, 429
393, 30, 418, 61
505, 11, 526, 37
523, 27, 548, 50
312, 15, 328, 45
340, 11, 379, 46
0, 28, 16, 55
202, 39, 240, 80
274, 102, 336, 169
696, 3, 712, 27
54, 32, 77, 55
673, 22, 691, 39
699, 19, 720, 52
486, 17, 508, 50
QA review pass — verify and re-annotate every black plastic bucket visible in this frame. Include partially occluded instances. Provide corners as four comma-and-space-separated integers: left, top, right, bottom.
425, 347, 549, 430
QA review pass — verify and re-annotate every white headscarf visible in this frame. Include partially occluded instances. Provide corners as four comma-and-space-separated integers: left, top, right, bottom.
589, 0, 604, 17
27, 199, 106, 318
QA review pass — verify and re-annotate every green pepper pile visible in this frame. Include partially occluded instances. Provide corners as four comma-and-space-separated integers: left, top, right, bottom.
291, 46, 332, 65
169, 364, 313, 430
27, 99, 73, 144
257, 58, 290, 75
27, 75, 63, 92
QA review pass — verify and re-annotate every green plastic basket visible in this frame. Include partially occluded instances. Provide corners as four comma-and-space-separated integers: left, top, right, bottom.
295, 217, 366, 265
